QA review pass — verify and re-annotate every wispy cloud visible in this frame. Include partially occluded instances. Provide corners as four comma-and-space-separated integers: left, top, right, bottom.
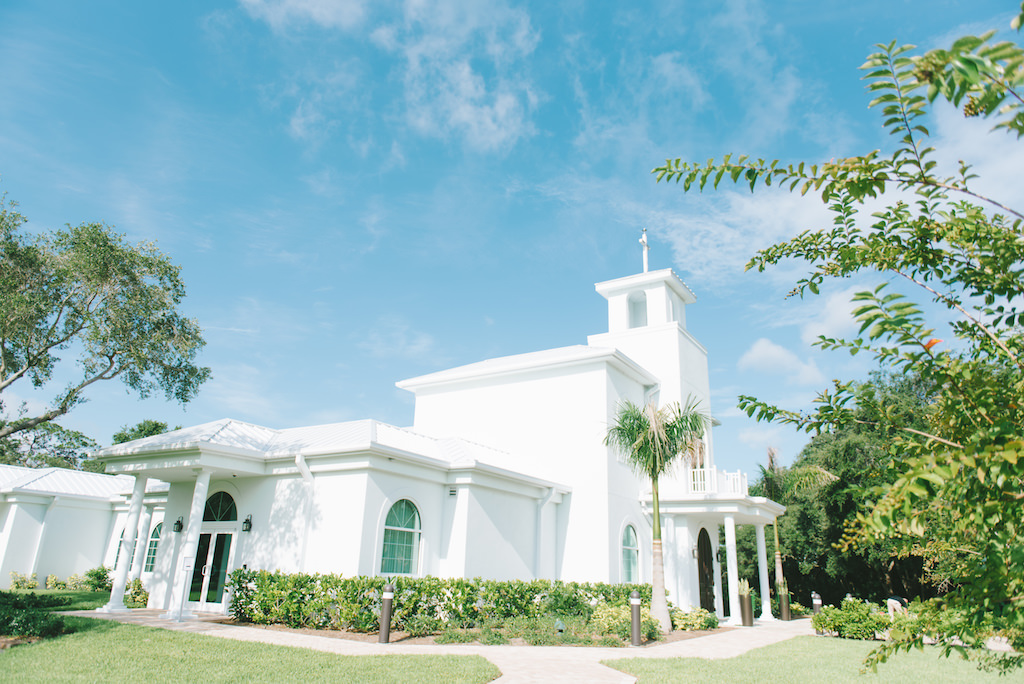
239, 0, 367, 32
370, 0, 539, 152
738, 337, 824, 385
359, 316, 440, 362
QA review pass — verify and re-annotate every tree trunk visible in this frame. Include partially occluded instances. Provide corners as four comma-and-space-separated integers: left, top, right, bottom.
651, 539, 672, 633
650, 477, 672, 633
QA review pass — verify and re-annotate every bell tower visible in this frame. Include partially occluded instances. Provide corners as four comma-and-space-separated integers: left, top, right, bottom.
587, 237, 713, 466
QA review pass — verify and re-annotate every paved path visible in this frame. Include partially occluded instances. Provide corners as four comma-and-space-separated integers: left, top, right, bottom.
66, 609, 816, 683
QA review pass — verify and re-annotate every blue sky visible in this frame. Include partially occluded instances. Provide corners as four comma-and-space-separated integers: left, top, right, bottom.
1, 0, 1019, 477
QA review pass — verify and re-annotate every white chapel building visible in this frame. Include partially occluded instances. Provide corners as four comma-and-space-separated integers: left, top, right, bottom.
4, 255, 783, 623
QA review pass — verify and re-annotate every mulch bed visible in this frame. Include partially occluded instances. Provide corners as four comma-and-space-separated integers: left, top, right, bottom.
215, 619, 733, 648
0, 635, 43, 650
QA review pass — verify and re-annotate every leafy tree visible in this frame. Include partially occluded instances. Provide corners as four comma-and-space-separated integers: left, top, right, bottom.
751, 447, 836, 602
605, 398, 709, 632
745, 372, 936, 606
0, 421, 97, 469
654, 6, 1024, 670
0, 195, 210, 439
112, 419, 177, 444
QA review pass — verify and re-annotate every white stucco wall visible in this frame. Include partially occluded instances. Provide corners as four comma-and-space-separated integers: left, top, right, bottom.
410, 363, 630, 583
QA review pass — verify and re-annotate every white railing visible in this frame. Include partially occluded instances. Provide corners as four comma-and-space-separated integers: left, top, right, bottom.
680, 464, 748, 497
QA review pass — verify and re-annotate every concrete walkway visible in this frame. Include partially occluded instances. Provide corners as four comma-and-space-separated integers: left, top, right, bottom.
66, 610, 816, 683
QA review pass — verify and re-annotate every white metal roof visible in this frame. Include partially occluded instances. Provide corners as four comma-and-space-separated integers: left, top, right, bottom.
0, 464, 136, 499
396, 344, 659, 391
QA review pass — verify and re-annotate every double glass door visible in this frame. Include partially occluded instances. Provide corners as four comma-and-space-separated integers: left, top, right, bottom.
187, 532, 233, 609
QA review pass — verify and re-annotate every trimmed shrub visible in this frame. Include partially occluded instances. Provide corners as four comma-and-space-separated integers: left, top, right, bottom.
672, 607, 719, 631
811, 597, 888, 640
9, 572, 38, 590
84, 566, 112, 592
45, 574, 66, 590
0, 591, 67, 638
225, 569, 656, 635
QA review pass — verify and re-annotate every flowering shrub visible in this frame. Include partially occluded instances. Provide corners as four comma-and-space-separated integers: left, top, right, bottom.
9, 572, 38, 590
672, 607, 719, 631
591, 603, 659, 641
45, 574, 66, 590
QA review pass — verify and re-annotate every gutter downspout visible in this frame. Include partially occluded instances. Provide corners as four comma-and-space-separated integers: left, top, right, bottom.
295, 453, 315, 572
533, 487, 557, 578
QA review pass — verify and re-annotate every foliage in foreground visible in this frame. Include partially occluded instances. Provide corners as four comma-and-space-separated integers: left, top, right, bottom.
0, 590, 70, 638
654, 4, 1024, 672
2, 617, 499, 684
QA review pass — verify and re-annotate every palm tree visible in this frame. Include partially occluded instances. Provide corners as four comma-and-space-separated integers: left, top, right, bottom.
759, 447, 837, 601
605, 398, 709, 633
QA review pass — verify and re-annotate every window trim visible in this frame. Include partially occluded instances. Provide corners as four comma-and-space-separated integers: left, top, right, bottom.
144, 522, 162, 573
380, 499, 422, 576
621, 523, 640, 583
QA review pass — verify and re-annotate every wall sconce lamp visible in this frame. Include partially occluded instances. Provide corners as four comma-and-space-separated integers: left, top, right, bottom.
172, 516, 184, 533
242, 514, 253, 532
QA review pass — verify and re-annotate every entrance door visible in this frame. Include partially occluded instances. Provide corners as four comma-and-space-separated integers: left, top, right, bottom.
187, 532, 233, 610
697, 528, 715, 612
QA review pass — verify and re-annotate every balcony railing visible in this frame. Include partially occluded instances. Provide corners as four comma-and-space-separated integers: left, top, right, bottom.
678, 464, 748, 497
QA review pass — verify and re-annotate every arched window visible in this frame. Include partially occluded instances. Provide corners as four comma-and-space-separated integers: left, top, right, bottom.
144, 522, 162, 572
628, 291, 648, 328
380, 499, 421, 575
113, 529, 135, 571
622, 525, 639, 583
203, 491, 237, 521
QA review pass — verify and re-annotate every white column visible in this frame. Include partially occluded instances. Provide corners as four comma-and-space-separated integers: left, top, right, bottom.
29, 497, 60, 577
163, 470, 210, 621
724, 514, 740, 625
99, 475, 148, 612
130, 506, 154, 581
755, 523, 774, 621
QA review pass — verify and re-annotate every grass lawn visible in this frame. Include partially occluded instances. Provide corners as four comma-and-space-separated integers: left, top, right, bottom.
604, 635, 1021, 683
12, 588, 110, 611
2, 617, 500, 683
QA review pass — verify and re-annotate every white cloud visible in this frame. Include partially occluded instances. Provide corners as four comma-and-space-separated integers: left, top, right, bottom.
239, 0, 366, 32
372, 0, 540, 152
799, 285, 862, 346
737, 337, 823, 385
646, 187, 834, 287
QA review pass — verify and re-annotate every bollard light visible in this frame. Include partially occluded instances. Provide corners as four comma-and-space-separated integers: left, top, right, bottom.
379, 584, 395, 644
630, 590, 642, 647
554, 618, 565, 635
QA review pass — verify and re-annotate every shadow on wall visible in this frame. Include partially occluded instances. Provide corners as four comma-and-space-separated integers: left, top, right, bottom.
241, 475, 323, 573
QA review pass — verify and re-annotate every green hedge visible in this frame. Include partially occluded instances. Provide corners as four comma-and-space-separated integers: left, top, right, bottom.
227, 569, 653, 633
0, 591, 68, 638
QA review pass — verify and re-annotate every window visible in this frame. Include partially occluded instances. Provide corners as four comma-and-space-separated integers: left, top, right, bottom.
380, 499, 421, 575
203, 491, 237, 521
622, 525, 639, 583
628, 292, 648, 328
144, 522, 162, 572
113, 529, 135, 571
